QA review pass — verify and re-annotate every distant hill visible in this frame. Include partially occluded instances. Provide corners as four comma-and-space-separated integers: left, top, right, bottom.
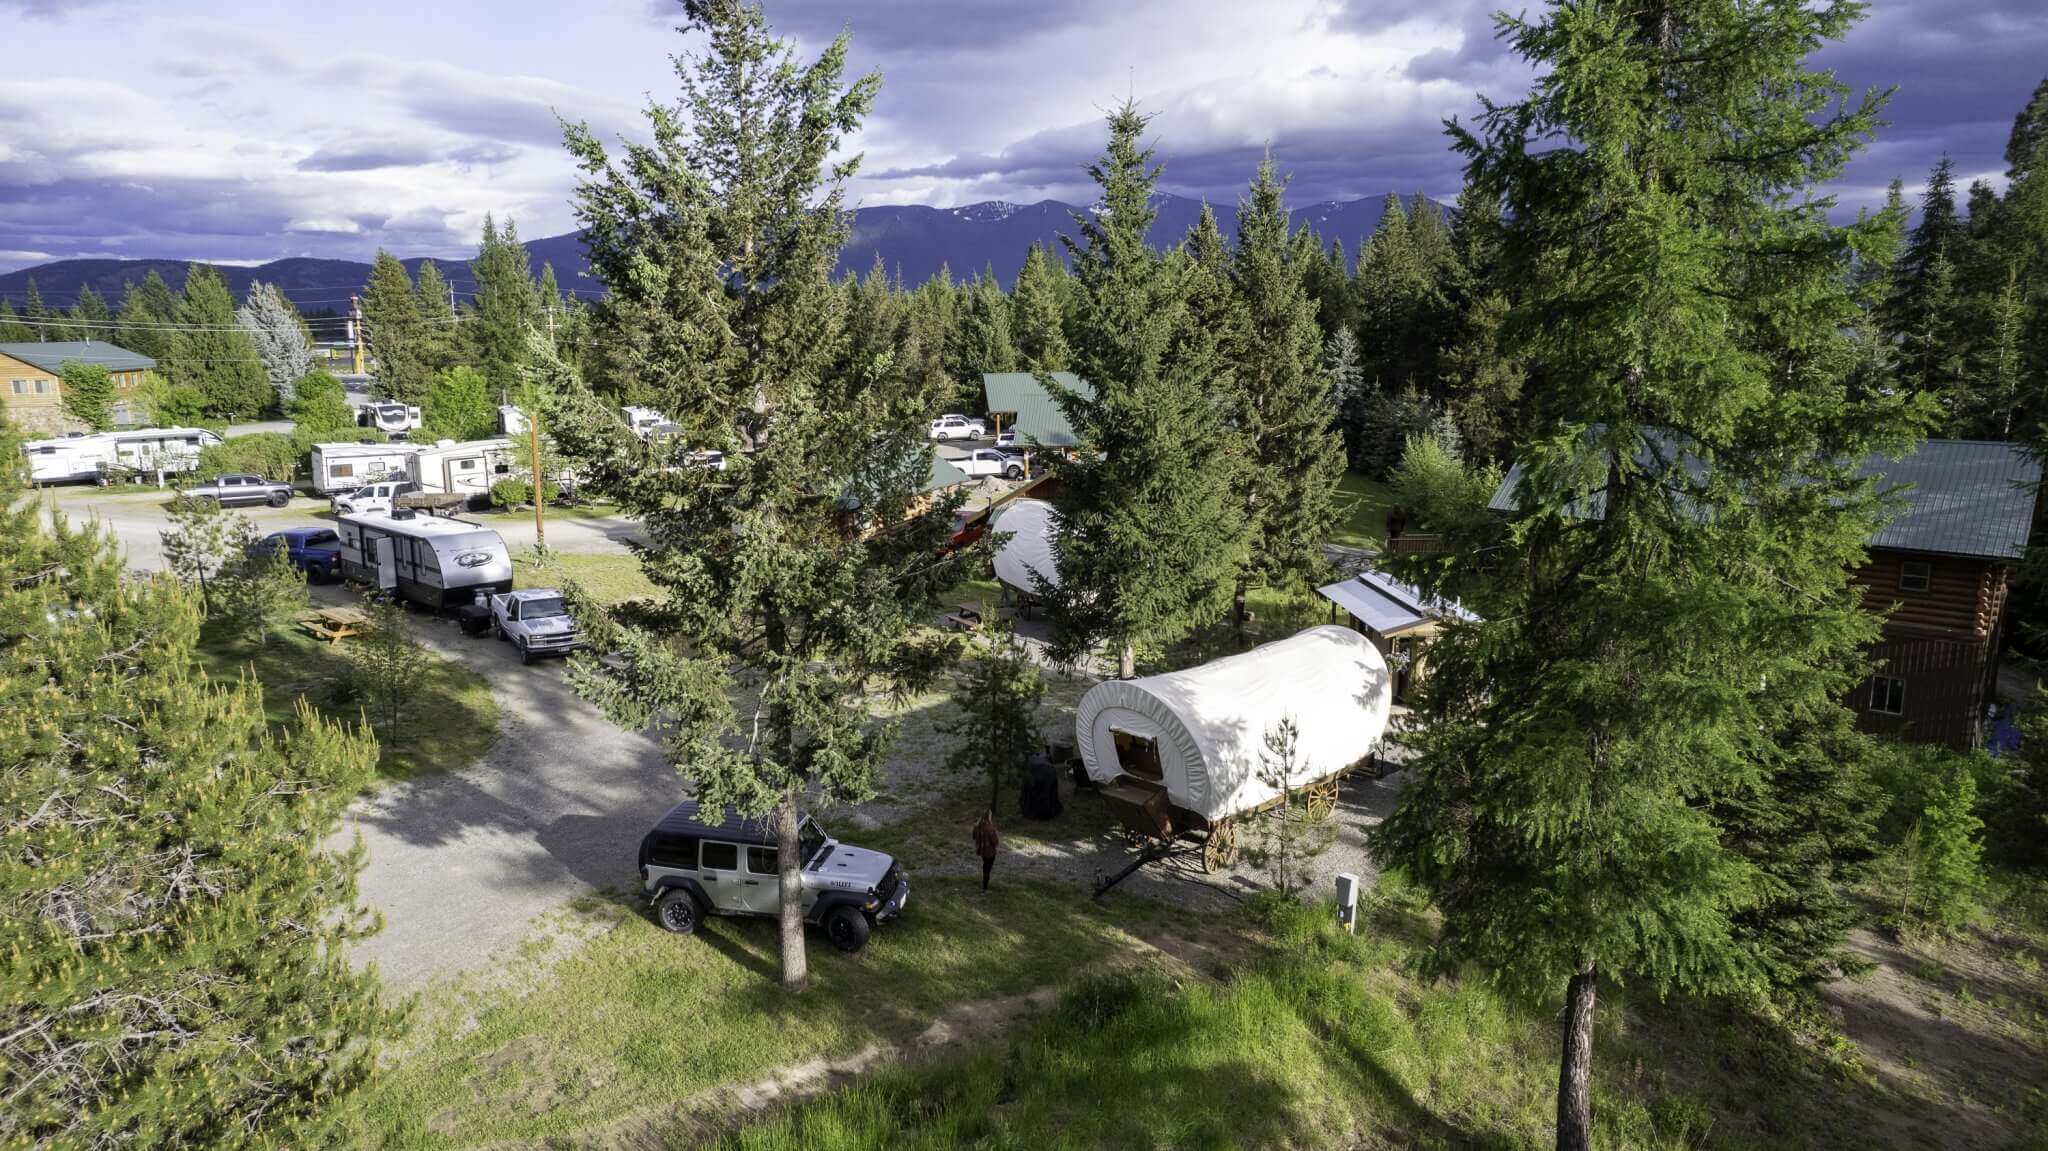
0, 193, 1419, 316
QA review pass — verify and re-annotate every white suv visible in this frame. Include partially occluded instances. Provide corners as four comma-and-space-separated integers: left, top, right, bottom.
927, 414, 987, 441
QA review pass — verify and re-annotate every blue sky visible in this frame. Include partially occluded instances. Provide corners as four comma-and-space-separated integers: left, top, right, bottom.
1, 0, 2043, 272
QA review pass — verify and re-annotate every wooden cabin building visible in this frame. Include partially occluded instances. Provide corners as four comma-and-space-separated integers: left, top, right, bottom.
0, 341, 156, 435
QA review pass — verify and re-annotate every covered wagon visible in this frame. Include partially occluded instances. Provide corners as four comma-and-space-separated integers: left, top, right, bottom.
1076, 625, 1394, 889
990, 497, 1059, 599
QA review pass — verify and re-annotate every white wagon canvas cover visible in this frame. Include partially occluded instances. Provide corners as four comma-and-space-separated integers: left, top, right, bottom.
1075, 625, 1394, 823
990, 497, 1059, 593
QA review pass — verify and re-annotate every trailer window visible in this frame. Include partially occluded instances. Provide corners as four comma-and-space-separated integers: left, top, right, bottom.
332, 463, 354, 478
699, 841, 739, 871
458, 459, 476, 471
1112, 730, 1164, 780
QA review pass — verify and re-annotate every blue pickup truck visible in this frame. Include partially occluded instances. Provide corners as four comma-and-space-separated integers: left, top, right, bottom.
247, 527, 343, 583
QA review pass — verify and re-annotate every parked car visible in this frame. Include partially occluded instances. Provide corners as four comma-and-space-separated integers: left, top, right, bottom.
247, 527, 342, 582
332, 479, 421, 516
183, 473, 294, 508
952, 447, 1026, 480
994, 430, 1018, 451
927, 414, 987, 441
638, 800, 909, 952
489, 588, 581, 664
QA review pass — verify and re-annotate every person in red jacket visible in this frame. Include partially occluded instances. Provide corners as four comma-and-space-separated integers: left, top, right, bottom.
972, 810, 1000, 892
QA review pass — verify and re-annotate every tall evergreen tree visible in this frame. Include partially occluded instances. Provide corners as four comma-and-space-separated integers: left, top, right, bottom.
1354, 195, 1436, 393
1888, 158, 1973, 409
1965, 266, 2029, 438
116, 269, 180, 362
1011, 242, 1071, 372
169, 265, 270, 420
1222, 156, 1344, 633
412, 258, 461, 378
1044, 103, 1245, 678
563, 0, 954, 990
1439, 185, 1524, 462
1370, 4, 1924, 1148
0, 300, 27, 343
950, 266, 1017, 388
236, 282, 313, 407
469, 215, 540, 395
361, 252, 429, 403
70, 284, 112, 340
0, 418, 391, 1145
23, 276, 47, 324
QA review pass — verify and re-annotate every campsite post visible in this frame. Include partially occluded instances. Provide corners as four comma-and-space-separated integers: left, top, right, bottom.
1336, 872, 1359, 935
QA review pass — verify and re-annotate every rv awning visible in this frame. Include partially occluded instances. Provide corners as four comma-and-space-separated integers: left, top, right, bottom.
1317, 566, 1477, 638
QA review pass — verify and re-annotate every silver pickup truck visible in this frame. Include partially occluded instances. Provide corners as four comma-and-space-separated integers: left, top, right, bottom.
182, 473, 295, 508
488, 588, 581, 665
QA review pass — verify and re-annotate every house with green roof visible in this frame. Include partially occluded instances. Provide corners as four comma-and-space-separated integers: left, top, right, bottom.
0, 340, 158, 434
980, 371, 1093, 449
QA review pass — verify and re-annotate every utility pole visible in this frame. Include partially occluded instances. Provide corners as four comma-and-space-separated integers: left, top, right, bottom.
350, 294, 365, 375
529, 404, 547, 554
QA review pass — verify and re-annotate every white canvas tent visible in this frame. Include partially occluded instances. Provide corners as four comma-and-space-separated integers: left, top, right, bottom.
991, 498, 1059, 593
1075, 625, 1393, 824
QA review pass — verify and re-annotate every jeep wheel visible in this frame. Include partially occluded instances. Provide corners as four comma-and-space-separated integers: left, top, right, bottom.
655, 889, 702, 935
824, 904, 871, 953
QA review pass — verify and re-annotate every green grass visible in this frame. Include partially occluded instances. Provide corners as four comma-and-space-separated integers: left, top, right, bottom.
357, 880, 1173, 1149
1328, 472, 1396, 549
470, 500, 626, 525
516, 551, 660, 606
197, 621, 498, 784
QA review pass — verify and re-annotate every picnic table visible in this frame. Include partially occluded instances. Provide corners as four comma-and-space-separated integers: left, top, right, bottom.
299, 605, 372, 644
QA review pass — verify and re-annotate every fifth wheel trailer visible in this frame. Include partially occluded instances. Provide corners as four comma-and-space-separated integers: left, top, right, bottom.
334, 509, 513, 610
310, 442, 422, 495
22, 427, 223, 484
412, 437, 516, 504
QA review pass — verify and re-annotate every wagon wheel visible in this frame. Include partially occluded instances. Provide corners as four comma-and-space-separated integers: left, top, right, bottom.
1304, 780, 1339, 822
1202, 820, 1238, 873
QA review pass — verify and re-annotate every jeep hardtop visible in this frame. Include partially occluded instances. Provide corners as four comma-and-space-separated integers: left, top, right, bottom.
638, 800, 908, 952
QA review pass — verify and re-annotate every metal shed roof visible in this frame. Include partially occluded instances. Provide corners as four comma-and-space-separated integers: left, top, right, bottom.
1317, 566, 1478, 637
981, 371, 1093, 449
0, 340, 156, 374
924, 453, 969, 492
1487, 437, 2040, 562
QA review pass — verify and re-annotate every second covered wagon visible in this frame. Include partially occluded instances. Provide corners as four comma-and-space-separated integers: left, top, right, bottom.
1075, 624, 1395, 888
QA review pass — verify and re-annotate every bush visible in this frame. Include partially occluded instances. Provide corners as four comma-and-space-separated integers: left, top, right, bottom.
1880, 757, 1987, 936
289, 369, 356, 434
199, 432, 300, 482
217, 544, 309, 648
420, 365, 496, 442
139, 370, 209, 427
60, 362, 115, 431
490, 477, 560, 508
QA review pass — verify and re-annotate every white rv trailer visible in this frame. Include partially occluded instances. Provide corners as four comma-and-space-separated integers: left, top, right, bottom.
309, 442, 422, 495
498, 405, 528, 435
413, 437, 516, 503
22, 427, 222, 484
356, 401, 423, 439
333, 509, 513, 610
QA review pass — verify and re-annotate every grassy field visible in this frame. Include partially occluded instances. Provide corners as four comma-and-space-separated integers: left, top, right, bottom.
516, 551, 660, 606
1329, 472, 1396, 549
471, 501, 625, 524
197, 620, 498, 784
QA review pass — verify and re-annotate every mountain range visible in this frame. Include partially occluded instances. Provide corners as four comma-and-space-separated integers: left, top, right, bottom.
0, 193, 1412, 317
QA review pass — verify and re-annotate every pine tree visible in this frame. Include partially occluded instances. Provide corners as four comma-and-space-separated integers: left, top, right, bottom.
70, 284, 112, 340
169, 265, 271, 421
1368, 4, 1925, 1147
1011, 242, 1071, 372
1044, 103, 1245, 677
412, 259, 461, 378
160, 494, 250, 614
0, 419, 389, 1146
236, 282, 313, 407
59, 362, 115, 431
1243, 718, 1338, 897
351, 595, 429, 752
116, 269, 180, 362
1354, 194, 1434, 393
362, 252, 429, 403
1438, 185, 1524, 462
23, 276, 47, 323
421, 365, 496, 442
563, 0, 953, 990
1326, 328, 1369, 467
1892, 761, 1986, 936
940, 622, 1047, 814
1223, 156, 1344, 635
1965, 266, 2029, 438
1888, 158, 1973, 410
950, 266, 1017, 386
218, 543, 310, 649
0, 300, 27, 342
470, 215, 540, 396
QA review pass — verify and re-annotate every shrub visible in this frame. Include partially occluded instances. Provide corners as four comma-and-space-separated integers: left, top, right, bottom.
288, 369, 356, 434
490, 477, 560, 508
217, 543, 309, 648
60, 362, 115, 431
138, 370, 209, 427
420, 365, 496, 442
199, 431, 300, 482
351, 595, 428, 751
1882, 758, 1987, 936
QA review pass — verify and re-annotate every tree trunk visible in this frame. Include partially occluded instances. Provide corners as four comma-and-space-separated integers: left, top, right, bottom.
1556, 961, 1597, 1151
1232, 576, 1248, 644
775, 791, 808, 990
1119, 642, 1135, 680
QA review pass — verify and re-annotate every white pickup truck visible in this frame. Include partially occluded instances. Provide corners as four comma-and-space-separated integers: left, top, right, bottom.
489, 588, 581, 665
951, 447, 1026, 480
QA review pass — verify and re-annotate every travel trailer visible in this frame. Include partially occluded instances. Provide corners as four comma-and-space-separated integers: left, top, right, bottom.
622, 405, 682, 439
309, 442, 421, 495
498, 405, 529, 435
413, 437, 517, 503
22, 427, 222, 484
333, 509, 513, 610
355, 401, 423, 439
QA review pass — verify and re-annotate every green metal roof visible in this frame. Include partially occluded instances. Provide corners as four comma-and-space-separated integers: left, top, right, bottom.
924, 453, 969, 492
981, 371, 1093, 449
0, 340, 156, 375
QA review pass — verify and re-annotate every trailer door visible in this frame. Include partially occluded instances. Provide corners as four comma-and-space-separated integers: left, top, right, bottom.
373, 536, 398, 590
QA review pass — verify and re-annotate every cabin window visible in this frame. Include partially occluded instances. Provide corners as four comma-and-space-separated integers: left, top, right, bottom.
1899, 561, 1932, 593
699, 841, 739, 871
33, 379, 49, 394
1112, 729, 1164, 781
746, 846, 778, 875
11, 380, 28, 395
1870, 675, 1905, 716
332, 463, 354, 478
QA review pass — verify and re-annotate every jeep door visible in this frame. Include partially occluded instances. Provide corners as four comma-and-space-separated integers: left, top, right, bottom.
697, 840, 743, 910
740, 846, 781, 915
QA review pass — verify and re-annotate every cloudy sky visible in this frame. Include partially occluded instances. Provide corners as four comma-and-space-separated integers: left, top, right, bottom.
1, 0, 2043, 273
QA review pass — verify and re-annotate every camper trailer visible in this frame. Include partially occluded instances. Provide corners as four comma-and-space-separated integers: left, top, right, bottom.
22, 427, 221, 484
356, 401, 423, 439
334, 510, 513, 610
309, 442, 421, 495
413, 437, 516, 504
498, 405, 529, 435
622, 405, 684, 439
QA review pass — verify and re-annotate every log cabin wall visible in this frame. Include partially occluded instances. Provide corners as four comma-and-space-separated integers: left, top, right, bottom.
1850, 548, 2012, 751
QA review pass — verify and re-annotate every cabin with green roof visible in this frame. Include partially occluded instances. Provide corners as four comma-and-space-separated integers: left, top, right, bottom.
0, 340, 158, 434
